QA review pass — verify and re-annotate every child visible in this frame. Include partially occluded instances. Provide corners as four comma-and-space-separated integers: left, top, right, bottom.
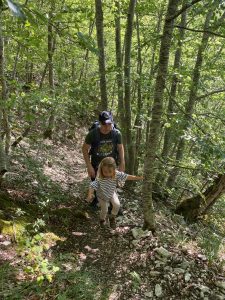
86, 157, 143, 229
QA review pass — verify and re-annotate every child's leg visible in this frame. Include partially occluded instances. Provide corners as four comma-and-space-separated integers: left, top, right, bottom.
98, 198, 109, 221
110, 193, 120, 216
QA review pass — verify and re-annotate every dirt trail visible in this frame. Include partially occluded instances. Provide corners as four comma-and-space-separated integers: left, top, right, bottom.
0, 130, 225, 299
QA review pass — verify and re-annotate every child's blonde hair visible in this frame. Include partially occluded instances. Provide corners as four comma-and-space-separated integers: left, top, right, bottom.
97, 157, 116, 179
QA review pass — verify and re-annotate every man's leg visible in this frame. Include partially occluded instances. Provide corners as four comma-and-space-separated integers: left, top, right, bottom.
89, 165, 98, 210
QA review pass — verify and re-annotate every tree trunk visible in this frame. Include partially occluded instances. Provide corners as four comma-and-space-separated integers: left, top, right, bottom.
39, 61, 48, 89
11, 126, 31, 148
175, 174, 225, 221
78, 20, 95, 84
161, 8, 186, 166
12, 43, 20, 80
43, 4, 56, 140
0, 5, 8, 175
123, 0, 136, 174
142, 0, 180, 231
95, 0, 108, 110
166, 11, 213, 188
145, 11, 163, 141
115, 1, 124, 128
134, 13, 143, 174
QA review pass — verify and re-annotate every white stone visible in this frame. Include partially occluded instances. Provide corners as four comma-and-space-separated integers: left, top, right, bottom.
184, 272, 191, 282
144, 291, 153, 298
174, 268, 185, 274
215, 281, 225, 289
155, 284, 163, 297
155, 247, 172, 258
150, 271, 161, 277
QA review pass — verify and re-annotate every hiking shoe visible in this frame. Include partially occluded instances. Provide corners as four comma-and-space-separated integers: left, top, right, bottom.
109, 215, 116, 229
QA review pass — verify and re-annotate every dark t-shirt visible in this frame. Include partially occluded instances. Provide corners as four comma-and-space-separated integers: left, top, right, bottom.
85, 128, 122, 168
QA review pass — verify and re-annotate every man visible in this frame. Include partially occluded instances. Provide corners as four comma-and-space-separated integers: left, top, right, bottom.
82, 111, 125, 208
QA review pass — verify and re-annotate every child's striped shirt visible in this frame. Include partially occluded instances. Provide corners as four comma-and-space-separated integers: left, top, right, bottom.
90, 171, 128, 201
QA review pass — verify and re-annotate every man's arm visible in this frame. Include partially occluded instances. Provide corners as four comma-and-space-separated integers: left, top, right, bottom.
82, 143, 95, 178
117, 144, 125, 172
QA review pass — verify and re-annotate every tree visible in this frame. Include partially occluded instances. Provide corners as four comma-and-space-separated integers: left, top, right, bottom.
134, 12, 143, 174
155, 5, 187, 189
114, 0, 124, 128
142, 0, 180, 231
175, 174, 225, 221
43, 1, 56, 140
0, 3, 8, 179
123, 0, 136, 174
95, 0, 108, 109
166, 10, 213, 188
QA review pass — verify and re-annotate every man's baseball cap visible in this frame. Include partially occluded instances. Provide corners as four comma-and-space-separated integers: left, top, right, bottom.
99, 111, 113, 124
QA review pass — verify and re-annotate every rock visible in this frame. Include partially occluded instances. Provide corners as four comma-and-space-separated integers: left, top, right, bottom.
214, 294, 225, 300
0, 240, 11, 246
174, 268, 185, 274
198, 285, 210, 293
155, 261, 166, 268
155, 284, 163, 297
144, 291, 153, 298
150, 271, 161, 277
215, 281, 225, 289
197, 254, 207, 261
155, 247, 172, 258
164, 266, 172, 271
131, 227, 150, 239
131, 240, 139, 246
184, 272, 191, 282
179, 260, 191, 269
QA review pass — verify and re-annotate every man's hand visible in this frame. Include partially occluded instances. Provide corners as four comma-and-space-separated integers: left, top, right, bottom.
87, 165, 95, 178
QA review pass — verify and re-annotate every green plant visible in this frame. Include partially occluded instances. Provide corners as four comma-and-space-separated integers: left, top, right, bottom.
18, 232, 60, 284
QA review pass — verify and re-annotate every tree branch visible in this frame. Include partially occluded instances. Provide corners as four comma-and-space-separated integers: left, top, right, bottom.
174, 25, 225, 38
166, 0, 202, 22
196, 88, 225, 100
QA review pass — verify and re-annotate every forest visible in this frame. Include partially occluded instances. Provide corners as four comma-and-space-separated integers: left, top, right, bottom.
0, 0, 224, 299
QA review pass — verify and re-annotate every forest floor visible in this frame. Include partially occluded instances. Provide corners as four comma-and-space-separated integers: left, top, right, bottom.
0, 127, 225, 300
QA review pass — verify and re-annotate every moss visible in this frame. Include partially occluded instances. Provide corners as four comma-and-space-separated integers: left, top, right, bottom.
0, 217, 28, 239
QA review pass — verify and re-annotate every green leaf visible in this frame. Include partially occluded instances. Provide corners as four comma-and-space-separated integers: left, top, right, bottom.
77, 32, 98, 55
6, 0, 26, 19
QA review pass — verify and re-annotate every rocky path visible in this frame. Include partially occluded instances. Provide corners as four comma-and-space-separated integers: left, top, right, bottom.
0, 133, 224, 299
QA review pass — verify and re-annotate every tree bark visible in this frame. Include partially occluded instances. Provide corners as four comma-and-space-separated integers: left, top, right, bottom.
43, 3, 56, 140
142, 0, 180, 231
175, 174, 225, 221
123, 0, 136, 174
95, 0, 108, 110
134, 13, 143, 174
166, 11, 213, 188
39, 61, 48, 89
145, 11, 163, 141
78, 19, 95, 84
0, 5, 8, 175
115, 1, 124, 128
12, 43, 20, 80
155, 6, 187, 189
11, 126, 31, 148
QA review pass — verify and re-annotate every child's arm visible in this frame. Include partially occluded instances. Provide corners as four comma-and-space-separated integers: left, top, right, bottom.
127, 175, 143, 181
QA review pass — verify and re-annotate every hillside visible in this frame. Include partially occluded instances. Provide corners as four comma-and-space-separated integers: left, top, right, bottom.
0, 129, 224, 300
